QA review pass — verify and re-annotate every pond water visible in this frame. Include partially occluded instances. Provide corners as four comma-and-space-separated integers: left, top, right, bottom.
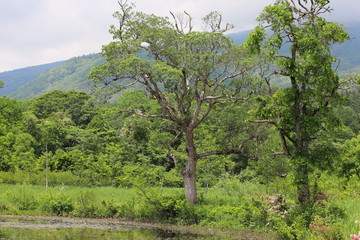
0, 216, 220, 240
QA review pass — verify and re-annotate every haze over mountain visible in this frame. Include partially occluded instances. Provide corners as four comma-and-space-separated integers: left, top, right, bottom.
1, 22, 359, 99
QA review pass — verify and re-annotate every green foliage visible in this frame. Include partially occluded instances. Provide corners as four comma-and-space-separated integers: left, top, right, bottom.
0, 97, 23, 131
7, 184, 38, 211
246, 0, 351, 206
201, 205, 255, 230
30, 90, 96, 126
72, 190, 99, 217
136, 189, 200, 224
116, 164, 165, 187
163, 169, 183, 187
41, 191, 73, 216
336, 134, 360, 180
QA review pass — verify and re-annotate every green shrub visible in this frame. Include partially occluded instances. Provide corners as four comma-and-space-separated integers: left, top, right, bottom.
72, 190, 99, 217
100, 199, 118, 218
8, 184, 38, 211
0, 171, 94, 187
40, 192, 73, 216
115, 199, 136, 220
163, 169, 183, 187
115, 164, 165, 187
135, 189, 200, 224
0, 171, 32, 185
138, 193, 184, 222
0, 198, 11, 211
200, 205, 251, 229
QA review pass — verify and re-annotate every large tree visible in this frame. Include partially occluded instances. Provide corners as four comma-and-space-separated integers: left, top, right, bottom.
89, 1, 259, 204
246, 0, 349, 205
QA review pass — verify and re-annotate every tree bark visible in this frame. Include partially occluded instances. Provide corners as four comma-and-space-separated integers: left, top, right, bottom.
183, 128, 198, 204
295, 155, 311, 205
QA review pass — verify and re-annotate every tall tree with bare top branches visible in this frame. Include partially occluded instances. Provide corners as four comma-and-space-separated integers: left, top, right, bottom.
89, 1, 260, 204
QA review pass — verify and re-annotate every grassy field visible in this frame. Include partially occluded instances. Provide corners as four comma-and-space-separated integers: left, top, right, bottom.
0, 174, 360, 239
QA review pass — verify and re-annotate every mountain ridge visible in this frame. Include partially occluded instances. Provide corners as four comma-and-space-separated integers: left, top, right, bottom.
1, 22, 359, 99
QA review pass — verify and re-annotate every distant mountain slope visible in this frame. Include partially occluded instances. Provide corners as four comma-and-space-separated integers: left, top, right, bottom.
228, 22, 360, 72
332, 22, 360, 71
8, 54, 104, 99
227, 29, 253, 45
0, 61, 64, 97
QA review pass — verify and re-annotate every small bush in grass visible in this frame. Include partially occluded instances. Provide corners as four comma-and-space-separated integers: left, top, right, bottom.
100, 199, 118, 218
135, 188, 201, 224
0, 171, 31, 185
137, 192, 184, 222
71, 190, 118, 218
72, 190, 99, 217
116, 199, 136, 220
0, 198, 11, 211
40, 192, 73, 216
8, 184, 38, 211
201, 205, 250, 229
163, 169, 183, 187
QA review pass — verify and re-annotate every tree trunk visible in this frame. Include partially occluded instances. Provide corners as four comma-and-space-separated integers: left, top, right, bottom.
45, 143, 49, 192
183, 128, 198, 204
295, 157, 311, 205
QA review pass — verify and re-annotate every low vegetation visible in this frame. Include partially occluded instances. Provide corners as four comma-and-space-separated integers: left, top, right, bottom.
0, 174, 359, 238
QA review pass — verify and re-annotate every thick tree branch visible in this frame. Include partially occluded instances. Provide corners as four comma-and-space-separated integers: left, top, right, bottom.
249, 120, 295, 148
248, 119, 277, 125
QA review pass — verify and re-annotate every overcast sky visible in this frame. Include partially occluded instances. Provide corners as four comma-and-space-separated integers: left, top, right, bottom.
1, 0, 359, 72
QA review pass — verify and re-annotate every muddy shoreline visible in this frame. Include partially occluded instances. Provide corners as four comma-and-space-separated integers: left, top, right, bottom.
0, 215, 273, 239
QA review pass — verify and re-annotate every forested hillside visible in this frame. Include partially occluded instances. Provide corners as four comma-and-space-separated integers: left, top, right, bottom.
1, 23, 360, 99
0, 61, 63, 97
333, 22, 360, 71
8, 54, 103, 99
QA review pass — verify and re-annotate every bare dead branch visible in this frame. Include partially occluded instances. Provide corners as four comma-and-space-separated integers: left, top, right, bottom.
167, 151, 178, 166
203, 94, 249, 103
169, 11, 181, 33
184, 11, 193, 32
